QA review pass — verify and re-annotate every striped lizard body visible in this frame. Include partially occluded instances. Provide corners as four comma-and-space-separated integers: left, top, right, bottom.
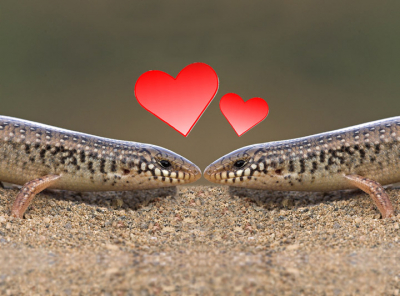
0, 116, 201, 218
204, 117, 400, 218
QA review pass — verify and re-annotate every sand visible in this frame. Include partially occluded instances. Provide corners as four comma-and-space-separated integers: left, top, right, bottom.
0, 184, 399, 295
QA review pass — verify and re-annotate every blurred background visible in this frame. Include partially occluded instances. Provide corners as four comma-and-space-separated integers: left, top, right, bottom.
1, 1, 400, 185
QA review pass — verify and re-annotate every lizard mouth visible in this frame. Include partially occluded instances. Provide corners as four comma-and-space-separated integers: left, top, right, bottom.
151, 171, 201, 184
204, 168, 253, 184
158, 168, 202, 184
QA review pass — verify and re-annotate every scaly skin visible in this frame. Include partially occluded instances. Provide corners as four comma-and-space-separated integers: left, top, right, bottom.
204, 117, 400, 217
0, 116, 201, 217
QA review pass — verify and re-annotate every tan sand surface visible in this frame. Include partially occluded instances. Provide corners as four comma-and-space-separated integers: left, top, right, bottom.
0, 185, 400, 295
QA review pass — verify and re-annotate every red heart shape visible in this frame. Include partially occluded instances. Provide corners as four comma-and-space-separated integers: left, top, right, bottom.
220, 93, 269, 136
135, 63, 219, 137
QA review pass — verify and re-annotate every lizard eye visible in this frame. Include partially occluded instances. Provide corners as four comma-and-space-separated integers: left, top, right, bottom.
159, 160, 172, 168
233, 160, 246, 168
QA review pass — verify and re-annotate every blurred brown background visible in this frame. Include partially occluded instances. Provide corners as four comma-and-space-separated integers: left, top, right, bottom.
1, 1, 400, 185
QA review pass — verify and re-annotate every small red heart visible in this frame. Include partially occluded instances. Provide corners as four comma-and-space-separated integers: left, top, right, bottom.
220, 93, 269, 136
135, 63, 219, 137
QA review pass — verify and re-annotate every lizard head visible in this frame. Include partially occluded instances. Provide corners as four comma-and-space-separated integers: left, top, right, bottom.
119, 144, 201, 189
204, 144, 267, 188
204, 143, 294, 190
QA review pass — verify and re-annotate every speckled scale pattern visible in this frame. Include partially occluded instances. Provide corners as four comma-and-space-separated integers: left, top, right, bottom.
205, 117, 400, 191
0, 116, 200, 191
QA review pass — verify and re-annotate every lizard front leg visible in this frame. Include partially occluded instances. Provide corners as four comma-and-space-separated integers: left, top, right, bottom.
345, 174, 395, 218
11, 175, 61, 218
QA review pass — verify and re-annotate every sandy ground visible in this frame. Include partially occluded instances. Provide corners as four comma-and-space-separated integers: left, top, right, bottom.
0, 184, 400, 295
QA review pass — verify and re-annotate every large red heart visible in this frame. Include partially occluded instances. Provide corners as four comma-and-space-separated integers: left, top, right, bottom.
220, 93, 269, 136
135, 63, 219, 137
